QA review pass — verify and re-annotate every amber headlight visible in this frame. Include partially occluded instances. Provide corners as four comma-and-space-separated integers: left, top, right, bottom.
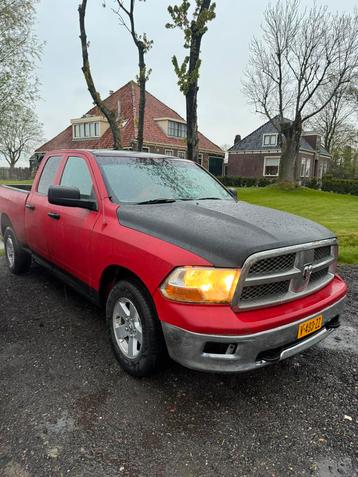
160, 267, 240, 304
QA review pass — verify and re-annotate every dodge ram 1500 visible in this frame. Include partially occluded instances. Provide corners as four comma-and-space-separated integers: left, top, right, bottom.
0, 149, 347, 376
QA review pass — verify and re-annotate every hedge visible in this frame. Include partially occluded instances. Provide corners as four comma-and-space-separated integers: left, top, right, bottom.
301, 178, 320, 190
322, 177, 358, 195
217, 176, 275, 188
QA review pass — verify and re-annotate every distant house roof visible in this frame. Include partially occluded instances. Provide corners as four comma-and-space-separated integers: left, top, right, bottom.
229, 117, 329, 155
319, 145, 331, 157
37, 81, 223, 155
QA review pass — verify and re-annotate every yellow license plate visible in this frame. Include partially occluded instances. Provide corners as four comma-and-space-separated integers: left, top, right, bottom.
297, 315, 323, 339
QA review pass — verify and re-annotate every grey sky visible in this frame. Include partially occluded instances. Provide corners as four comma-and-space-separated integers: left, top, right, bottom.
29, 0, 358, 160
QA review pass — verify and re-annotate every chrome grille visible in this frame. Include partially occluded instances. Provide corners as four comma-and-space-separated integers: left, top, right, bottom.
310, 267, 330, 283
241, 280, 290, 302
314, 246, 331, 262
248, 253, 296, 276
234, 239, 337, 310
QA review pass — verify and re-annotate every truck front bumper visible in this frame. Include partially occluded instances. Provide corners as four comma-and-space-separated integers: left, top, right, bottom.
161, 296, 346, 373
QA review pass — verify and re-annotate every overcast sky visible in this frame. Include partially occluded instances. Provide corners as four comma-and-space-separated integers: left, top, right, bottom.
30, 0, 357, 159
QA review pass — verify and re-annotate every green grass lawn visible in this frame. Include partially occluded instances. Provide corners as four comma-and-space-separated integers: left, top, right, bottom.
238, 187, 358, 264
0, 179, 33, 185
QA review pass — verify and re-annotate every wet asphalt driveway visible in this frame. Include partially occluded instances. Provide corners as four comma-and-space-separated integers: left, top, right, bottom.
0, 258, 357, 477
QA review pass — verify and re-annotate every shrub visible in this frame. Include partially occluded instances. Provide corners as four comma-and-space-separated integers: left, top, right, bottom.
321, 177, 358, 195
217, 176, 275, 188
303, 178, 320, 190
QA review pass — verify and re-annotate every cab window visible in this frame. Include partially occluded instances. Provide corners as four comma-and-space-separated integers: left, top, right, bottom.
37, 156, 62, 195
60, 156, 96, 200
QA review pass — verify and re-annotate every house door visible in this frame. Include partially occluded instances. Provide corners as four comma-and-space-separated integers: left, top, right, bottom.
209, 156, 224, 176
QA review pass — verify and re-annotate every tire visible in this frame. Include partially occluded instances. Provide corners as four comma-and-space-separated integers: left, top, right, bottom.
3, 227, 32, 275
106, 279, 165, 377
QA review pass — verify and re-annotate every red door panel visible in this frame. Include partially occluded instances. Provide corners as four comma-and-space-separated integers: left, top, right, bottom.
25, 155, 63, 259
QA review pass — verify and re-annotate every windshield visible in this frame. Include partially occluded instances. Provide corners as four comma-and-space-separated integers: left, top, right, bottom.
95, 155, 233, 204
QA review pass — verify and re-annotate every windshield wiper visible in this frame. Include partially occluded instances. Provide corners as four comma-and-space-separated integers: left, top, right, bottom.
136, 198, 176, 205
195, 197, 223, 200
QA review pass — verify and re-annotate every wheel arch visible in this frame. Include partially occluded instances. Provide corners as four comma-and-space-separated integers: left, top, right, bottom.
1, 214, 13, 237
98, 265, 156, 310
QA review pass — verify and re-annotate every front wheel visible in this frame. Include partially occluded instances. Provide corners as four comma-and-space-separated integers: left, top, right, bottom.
3, 227, 31, 275
106, 280, 165, 377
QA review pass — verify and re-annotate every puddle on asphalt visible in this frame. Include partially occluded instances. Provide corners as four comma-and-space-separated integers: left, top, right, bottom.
318, 326, 358, 354
315, 456, 357, 476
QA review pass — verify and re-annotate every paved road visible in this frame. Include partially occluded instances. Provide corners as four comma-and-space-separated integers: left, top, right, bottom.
0, 258, 357, 477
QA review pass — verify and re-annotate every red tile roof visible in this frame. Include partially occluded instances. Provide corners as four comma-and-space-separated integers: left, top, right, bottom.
37, 81, 223, 155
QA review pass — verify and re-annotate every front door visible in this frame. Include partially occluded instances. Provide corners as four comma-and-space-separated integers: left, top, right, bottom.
47, 155, 100, 284
209, 156, 224, 177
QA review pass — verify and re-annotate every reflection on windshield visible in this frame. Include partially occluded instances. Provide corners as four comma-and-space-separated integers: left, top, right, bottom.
95, 156, 232, 204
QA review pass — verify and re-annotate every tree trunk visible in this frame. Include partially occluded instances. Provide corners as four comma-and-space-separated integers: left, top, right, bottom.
9, 155, 16, 180
137, 47, 146, 152
186, 87, 199, 162
78, 0, 121, 150
279, 119, 302, 185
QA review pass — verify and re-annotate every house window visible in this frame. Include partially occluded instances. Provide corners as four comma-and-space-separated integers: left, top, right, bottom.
198, 153, 203, 165
165, 149, 174, 156
177, 150, 186, 159
263, 134, 278, 147
168, 120, 187, 138
142, 146, 150, 153
264, 157, 280, 176
73, 121, 100, 140
300, 157, 311, 177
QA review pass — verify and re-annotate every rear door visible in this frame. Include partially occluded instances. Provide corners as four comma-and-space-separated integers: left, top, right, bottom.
25, 155, 64, 259
47, 154, 100, 284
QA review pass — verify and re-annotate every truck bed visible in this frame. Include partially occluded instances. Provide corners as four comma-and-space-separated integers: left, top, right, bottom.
1, 184, 32, 192
0, 184, 30, 243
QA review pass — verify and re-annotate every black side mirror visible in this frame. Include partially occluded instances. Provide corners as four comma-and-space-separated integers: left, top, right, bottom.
48, 186, 97, 211
227, 187, 238, 200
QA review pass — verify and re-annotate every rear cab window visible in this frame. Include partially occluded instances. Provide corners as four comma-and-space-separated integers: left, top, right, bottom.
37, 156, 62, 195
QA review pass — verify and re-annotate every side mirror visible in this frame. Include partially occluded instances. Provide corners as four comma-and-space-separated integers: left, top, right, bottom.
227, 187, 238, 200
48, 186, 97, 211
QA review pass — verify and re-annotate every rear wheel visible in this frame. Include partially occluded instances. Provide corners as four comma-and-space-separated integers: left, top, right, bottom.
106, 279, 165, 377
3, 227, 31, 274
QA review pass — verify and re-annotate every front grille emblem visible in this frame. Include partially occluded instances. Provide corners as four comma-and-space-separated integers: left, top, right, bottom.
302, 263, 313, 288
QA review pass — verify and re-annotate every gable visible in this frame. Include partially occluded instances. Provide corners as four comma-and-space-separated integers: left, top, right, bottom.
36, 81, 223, 155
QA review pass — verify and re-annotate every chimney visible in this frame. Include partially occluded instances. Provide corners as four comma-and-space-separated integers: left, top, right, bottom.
109, 90, 114, 96
234, 134, 241, 145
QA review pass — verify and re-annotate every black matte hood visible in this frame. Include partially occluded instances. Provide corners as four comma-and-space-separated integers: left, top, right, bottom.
117, 199, 335, 267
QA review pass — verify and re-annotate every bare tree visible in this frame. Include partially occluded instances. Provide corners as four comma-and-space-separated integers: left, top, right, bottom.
244, 0, 358, 185
112, 0, 152, 152
0, 105, 43, 177
309, 86, 357, 153
166, 0, 216, 163
78, 0, 121, 149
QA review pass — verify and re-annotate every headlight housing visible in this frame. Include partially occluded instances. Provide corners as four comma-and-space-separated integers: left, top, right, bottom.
160, 267, 240, 304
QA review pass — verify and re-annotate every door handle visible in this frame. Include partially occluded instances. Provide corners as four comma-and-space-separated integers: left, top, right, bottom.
25, 203, 35, 210
48, 212, 61, 220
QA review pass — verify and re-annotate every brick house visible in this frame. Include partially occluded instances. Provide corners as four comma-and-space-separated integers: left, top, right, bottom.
227, 118, 331, 181
35, 80, 225, 175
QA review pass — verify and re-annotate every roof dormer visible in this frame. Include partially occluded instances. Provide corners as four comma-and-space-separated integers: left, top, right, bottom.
262, 133, 278, 147
155, 117, 187, 139
71, 115, 109, 140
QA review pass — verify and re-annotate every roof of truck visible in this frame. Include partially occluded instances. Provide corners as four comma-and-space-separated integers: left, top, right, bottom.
43, 149, 191, 162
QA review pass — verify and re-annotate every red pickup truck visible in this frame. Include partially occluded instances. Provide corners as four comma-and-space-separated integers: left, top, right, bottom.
0, 150, 347, 376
